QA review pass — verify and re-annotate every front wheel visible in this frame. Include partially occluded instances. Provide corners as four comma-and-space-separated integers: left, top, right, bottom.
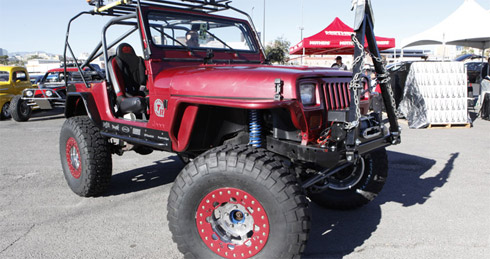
9, 95, 31, 122
308, 147, 388, 210
59, 116, 112, 197
167, 145, 310, 259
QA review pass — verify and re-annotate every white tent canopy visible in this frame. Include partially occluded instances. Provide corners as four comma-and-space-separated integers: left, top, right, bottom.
401, 0, 490, 50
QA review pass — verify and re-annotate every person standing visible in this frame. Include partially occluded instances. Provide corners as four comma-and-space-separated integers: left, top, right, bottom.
331, 56, 348, 70
480, 57, 490, 80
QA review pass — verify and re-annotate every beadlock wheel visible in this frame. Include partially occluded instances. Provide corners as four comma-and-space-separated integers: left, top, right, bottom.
167, 145, 310, 259
66, 137, 82, 179
196, 187, 269, 259
59, 116, 112, 197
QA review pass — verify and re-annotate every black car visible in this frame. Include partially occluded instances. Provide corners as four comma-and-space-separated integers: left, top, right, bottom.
465, 61, 486, 84
387, 61, 414, 108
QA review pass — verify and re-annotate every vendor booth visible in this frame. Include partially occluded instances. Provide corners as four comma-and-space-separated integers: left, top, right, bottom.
289, 17, 395, 55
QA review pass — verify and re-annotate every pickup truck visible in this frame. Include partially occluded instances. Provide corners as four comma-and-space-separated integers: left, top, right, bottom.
0, 66, 32, 120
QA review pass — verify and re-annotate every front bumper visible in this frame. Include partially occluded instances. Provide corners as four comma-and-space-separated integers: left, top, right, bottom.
265, 129, 392, 168
22, 89, 65, 109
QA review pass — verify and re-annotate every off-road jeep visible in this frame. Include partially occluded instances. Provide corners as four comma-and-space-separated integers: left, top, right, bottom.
11, 67, 103, 122
60, 0, 401, 258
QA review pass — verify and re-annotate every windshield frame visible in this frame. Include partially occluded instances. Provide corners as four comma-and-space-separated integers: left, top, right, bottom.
142, 7, 263, 59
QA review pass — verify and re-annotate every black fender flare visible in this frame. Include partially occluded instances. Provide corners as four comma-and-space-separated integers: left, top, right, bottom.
65, 92, 102, 127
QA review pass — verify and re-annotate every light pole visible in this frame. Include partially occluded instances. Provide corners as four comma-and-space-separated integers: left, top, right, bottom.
300, 0, 304, 65
263, 0, 266, 46
299, 26, 304, 65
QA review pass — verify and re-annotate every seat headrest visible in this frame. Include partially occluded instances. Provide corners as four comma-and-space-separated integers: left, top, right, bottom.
117, 43, 136, 58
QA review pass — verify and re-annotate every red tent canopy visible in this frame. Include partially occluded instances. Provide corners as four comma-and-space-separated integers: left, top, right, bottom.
289, 17, 395, 55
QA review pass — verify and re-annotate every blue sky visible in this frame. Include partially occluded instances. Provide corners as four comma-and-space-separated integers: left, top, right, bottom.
1, 0, 489, 55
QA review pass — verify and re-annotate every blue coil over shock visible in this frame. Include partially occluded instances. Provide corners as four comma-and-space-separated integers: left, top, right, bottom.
248, 109, 262, 147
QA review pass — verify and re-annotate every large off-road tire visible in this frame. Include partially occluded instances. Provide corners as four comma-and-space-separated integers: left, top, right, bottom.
0, 101, 10, 120
177, 153, 194, 164
308, 147, 388, 210
167, 145, 310, 259
59, 116, 112, 197
10, 95, 31, 122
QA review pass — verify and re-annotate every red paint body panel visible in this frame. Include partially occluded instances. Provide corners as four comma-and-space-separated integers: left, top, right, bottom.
171, 104, 199, 151
153, 64, 351, 100
76, 61, 357, 151
69, 6, 366, 152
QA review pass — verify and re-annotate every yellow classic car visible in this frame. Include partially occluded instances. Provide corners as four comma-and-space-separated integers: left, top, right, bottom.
0, 66, 32, 119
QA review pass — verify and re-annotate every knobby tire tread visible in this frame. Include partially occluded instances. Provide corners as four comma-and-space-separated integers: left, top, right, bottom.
167, 145, 310, 259
309, 147, 388, 210
61, 116, 112, 197
10, 95, 31, 122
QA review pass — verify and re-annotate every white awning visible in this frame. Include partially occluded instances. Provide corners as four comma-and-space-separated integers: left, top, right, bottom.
402, 0, 490, 50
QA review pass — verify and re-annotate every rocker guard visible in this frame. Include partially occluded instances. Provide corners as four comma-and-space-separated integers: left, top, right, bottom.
265, 133, 392, 168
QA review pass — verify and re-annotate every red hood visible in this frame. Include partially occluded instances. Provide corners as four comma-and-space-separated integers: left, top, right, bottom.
154, 64, 351, 99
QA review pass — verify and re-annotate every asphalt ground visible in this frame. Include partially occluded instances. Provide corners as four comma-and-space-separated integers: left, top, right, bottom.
0, 109, 489, 259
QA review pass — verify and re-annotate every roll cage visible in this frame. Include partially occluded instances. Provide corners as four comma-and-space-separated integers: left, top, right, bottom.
63, 0, 265, 89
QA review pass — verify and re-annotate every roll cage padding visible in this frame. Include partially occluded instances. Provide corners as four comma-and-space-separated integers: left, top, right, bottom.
107, 57, 125, 98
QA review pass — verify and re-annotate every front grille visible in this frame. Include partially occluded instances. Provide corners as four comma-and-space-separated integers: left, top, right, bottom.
324, 81, 351, 110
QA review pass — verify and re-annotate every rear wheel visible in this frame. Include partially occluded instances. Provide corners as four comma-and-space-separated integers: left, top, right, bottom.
168, 145, 310, 259
308, 148, 388, 210
59, 116, 112, 197
0, 101, 10, 120
10, 95, 31, 122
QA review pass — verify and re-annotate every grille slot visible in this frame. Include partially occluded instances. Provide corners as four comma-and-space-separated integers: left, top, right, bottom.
324, 81, 351, 110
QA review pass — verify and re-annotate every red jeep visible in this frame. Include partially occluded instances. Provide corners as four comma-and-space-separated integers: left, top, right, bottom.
60, 0, 400, 258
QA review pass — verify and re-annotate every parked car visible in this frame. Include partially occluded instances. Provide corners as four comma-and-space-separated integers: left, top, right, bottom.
0, 66, 32, 120
465, 61, 486, 84
29, 75, 43, 86
10, 67, 98, 122
453, 53, 485, 62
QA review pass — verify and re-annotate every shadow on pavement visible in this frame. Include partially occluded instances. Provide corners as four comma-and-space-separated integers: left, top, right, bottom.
28, 108, 65, 122
469, 111, 479, 122
303, 151, 458, 258
103, 155, 184, 196
99, 148, 458, 257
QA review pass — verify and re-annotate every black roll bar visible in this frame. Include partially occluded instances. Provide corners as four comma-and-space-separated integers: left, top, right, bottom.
101, 13, 139, 83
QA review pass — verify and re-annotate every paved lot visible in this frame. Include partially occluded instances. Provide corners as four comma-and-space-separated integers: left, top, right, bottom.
1, 109, 489, 259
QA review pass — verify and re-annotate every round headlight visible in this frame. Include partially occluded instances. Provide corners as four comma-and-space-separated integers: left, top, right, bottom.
26, 90, 33, 97
45, 90, 53, 97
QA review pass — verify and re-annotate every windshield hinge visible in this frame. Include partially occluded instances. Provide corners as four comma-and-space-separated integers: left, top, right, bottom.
274, 78, 284, 101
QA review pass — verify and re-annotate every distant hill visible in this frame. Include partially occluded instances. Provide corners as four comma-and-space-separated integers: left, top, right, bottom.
10, 51, 58, 56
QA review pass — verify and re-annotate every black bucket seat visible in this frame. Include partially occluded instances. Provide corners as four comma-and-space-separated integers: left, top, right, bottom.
107, 43, 147, 115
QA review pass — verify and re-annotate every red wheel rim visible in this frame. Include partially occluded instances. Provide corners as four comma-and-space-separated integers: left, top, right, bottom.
196, 187, 269, 259
65, 137, 82, 179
